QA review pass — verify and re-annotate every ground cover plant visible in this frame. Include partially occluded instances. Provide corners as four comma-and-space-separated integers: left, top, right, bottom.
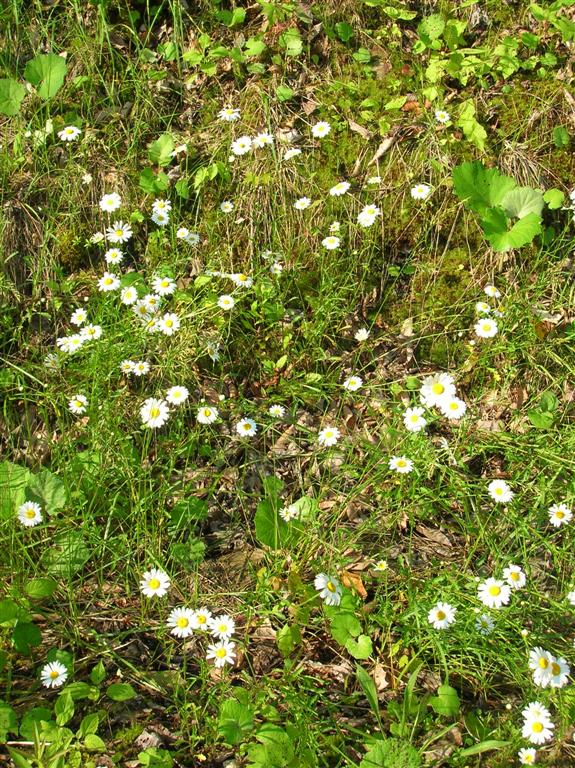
1, 0, 575, 765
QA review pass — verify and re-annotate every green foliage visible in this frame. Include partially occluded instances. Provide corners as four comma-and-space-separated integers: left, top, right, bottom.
148, 134, 175, 167
42, 531, 91, 576
218, 698, 255, 745
106, 683, 136, 701
24, 53, 67, 99
27, 469, 68, 515
527, 391, 558, 429
0, 79, 26, 116
139, 747, 174, 767
429, 684, 460, 717
360, 739, 421, 768
456, 101, 487, 151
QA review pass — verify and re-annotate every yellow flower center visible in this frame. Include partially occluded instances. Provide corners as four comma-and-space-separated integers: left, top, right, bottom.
161, 280, 169, 287
482, 323, 491, 331
25, 509, 36, 518
148, 578, 161, 589
176, 617, 189, 628
531, 722, 544, 733
449, 402, 458, 410
410, 414, 420, 422
432, 383, 445, 395
396, 459, 406, 467
150, 408, 160, 418
538, 657, 548, 669
219, 624, 227, 633
197, 615, 207, 624
215, 648, 227, 658
104, 278, 113, 285
325, 431, 333, 438
50, 670, 59, 679
494, 488, 503, 495
488, 585, 501, 596
115, 230, 124, 237
165, 319, 173, 327
75, 400, 83, 407
436, 610, 446, 620
326, 581, 336, 593
555, 511, 565, 519
243, 424, 251, 431
510, 572, 520, 581
551, 662, 561, 675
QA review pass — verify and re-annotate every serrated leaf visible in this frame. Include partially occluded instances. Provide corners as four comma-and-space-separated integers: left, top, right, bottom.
26, 469, 67, 514
106, 683, 136, 701
543, 188, 565, 209
360, 738, 421, 768
345, 634, 373, 659
24, 53, 67, 99
25, 577, 58, 599
418, 14, 445, 42
482, 209, 542, 252
501, 187, 544, 219
148, 134, 174, 167
430, 684, 460, 717
244, 37, 266, 57
0, 78, 26, 116
456, 101, 487, 151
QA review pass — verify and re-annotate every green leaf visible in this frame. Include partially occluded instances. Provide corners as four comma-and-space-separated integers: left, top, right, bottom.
335, 22, 354, 43
418, 14, 445, 43
430, 684, 460, 717
543, 188, 565, 209
26, 469, 67, 514
459, 740, 510, 756
276, 85, 294, 101
218, 698, 255, 745
24, 53, 67, 99
25, 577, 58, 599
84, 733, 106, 751
107, 683, 136, 701
452, 162, 516, 215
216, 7, 246, 26
254, 499, 288, 549
19, 708, 53, 740
527, 410, 555, 429
382, 6, 417, 20
482, 209, 542, 252
139, 167, 169, 194
384, 95, 407, 111
360, 738, 421, 768
54, 692, 75, 726
77, 713, 99, 738
456, 101, 487, 151
0, 78, 26, 116
353, 48, 371, 63
138, 748, 173, 768
0, 598, 19, 624
279, 29, 303, 57
90, 660, 106, 685
0, 461, 31, 520
244, 37, 267, 57
63, 682, 99, 701
276, 624, 301, 656
540, 391, 558, 412
169, 498, 208, 531
7, 749, 34, 768
356, 664, 380, 720
0, 703, 18, 742
175, 178, 189, 199
148, 134, 174, 167
345, 634, 373, 659
42, 531, 91, 576
553, 125, 570, 148
501, 187, 544, 219
330, 612, 362, 644
12, 621, 42, 655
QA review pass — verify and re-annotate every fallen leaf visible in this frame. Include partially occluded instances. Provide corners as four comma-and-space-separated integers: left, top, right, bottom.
348, 119, 371, 140
341, 570, 368, 599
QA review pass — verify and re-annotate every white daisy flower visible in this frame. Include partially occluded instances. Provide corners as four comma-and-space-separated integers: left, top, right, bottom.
152, 198, 172, 214
503, 564, 526, 589
120, 359, 135, 374
190, 607, 213, 630
158, 312, 180, 336
419, 373, 456, 407
343, 375, 362, 392
522, 701, 552, 723
253, 131, 274, 148
475, 301, 491, 314
140, 398, 170, 428
372, 559, 388, 572
209, 614, 235, 640
528, 648, 554, 688
279, 504, 299, 522
17, 501, 43, 527
166, 386, 189, 406
439, 397, 467, 420
548, 502, 572, 527
40, 661, 68, 688
488, 479, 514, 504
329, 181, 350, 197
106, 221, 133, 244
522, 715, 554, 745
322, 235, 340, 249
151, 210, 170, 227
229, 273, 252, 288
70, 308, 87, 326
517, 747, 537, 765
58, 125, 81, 141
140, 568, 171, 598
166, 607, 195, 638
484, 284, 501, 298
549, 656, 570, 688
231, 135, 252, 155
477, 578, 510, 609
434, 109, 451, 124
357, 204, 381, 227
270, 261, 283, 276
206, 640, 236, 667
410, 183, 431, 200
389, 456, 414, 474
403, 406, 427, 432
318, 426, 340, 447
329, 221, 340, 233
197, 405, 219, 425
151, 276, 176, 296
90, 231, 105, 244
268, 404, 286, 418
99, 193, 122, 213
80, 324, 102, 341
56, 334, 85, 354
68, 394, 88, 414
104, 247, 124, 265
427, 601, 456, 630
311, 121, 331, 138
283, 148, 302, 160
132, 361, 150, 376
566, 590, 575, 606
218, 294, 235, 310
97, 272, 120, 292
218, 107, 240, 122
475, 318, 498, 338
314, 573, 341, 606
236, 418, 257, 437
294, 197, 312, 210
121, 286, 139, 305
475, 613, 494, 635
354, 328, 370, 342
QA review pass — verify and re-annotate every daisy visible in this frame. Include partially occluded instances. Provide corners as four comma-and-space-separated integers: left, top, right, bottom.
206, 342, 221, 362
191, 607, 213, 630
522, 715, 554, 745
549, 656, 570, 688
427, 601, 456, 630
488, 479, 514, 503
140, 398, 170, 428
439, 397, 467, 420
104, 247, 124, 265
70, 308, 87, 326
314, 573, 341, 606
97, 272, 120, 292
434, 109, 451, 124
229, 273, 252, 288
158, 312, 180, 336
518, 748, 537, 765
132, 361, 150, 376
99, 193, 122, 213
279, 504, 299, 522
389, 456, 413, 474
151, 276, 176, 296
218, 295, 235, 310
151, 210, 170, 227
236, 418, 257, 437
40, 661, 68, 688
209, 614, 235, 640
56, 334, 85, 354
253, 131, 274, 148
58, 125, 81, 141
403, 406, 427, 432
311, 121, 331, 138
142, 294, 162, 311
80, 324, 102, 341
355, 328, 370, 342
357, 204, 381, 227
419, 373, 456, 407
166, 386, 189, 406
197, 405, 219, 424
121, 286, 139, 305
477, 578, 510, 609
318, 426, 340, 447
206, 640, 236, 667
68, 394, 88, 414
140, 568, 171, 598
90, 231, 105, 244
475, 613, 494, 635
411, 183, 431, 200
503, 564, 526, 589
322, 235, 340, 249
329, 181, 350, 197
343, 375, 363, 392
152, 199, 172, 214
17, 501, 43, 527
106, 221, 133, 244
475, 318, 498, 338
268, 404, 285, 418
176, 227, 199, 244
294, 197, 311, 210
567, 590, 575, 605
548, 502, 573, 527
522, 701, 552, 723
120, 359, 135, 373
475, 301, 491, 314
484, 284, 501, 298
270, 261, 283, 275
367, 176, 381, 185
231, 136, 252, 155
218, 107, 240, 122
167, 607, 195, 638
329, 221, 340, 233
373, 559, 388, 572
283, 148, 302, 160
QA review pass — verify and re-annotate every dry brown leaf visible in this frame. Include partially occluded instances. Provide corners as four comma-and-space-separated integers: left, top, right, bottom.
341, 570, 368, 599
372, 662, 389, 692
348, 119, 371, 140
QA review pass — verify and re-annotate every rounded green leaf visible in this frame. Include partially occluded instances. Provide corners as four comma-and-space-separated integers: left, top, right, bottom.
24, 53, 67, 99
106, 682, 136, 701
0, 79, 26, 116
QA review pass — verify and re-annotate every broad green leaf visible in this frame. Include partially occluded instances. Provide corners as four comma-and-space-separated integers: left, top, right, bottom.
539, 391, 559, 412
77, 713, 99, 738
107, 682, 136, 701
138, 747, 173, 767
456, 101, 487, 151
452, 162, 516, 215
254, 499, 288, 549
345, 634, 373, 659
148, 134, 174, 167
382, 6, 417, 20
335, 22, 354, 43
63, 682, 98, 701
0, 703, 18, 742
330, 612, 362, 644
543, 188, 565, 209
139, 167, 169, 194
8, 749, 34, 768
24, 53, 67, 99
501, 187, 544, 219
0, 78, 26, 116
218, 698, 255, 745
353, 48, 371, 63
19, 708, 53, 740
527, 409, 554, 429
54, 692, 75, 726
12, 621, 42, 655
84, 734, 106, 750
42, 531, 91, 576
553, 125, 570, 148
276, 85, 294, 101
90, 660, 106, 685
26, 469, 67, 514
430, 684, 460, 717
244, 37, 266, 57
276, 624, 301, 656
418, 14, 445, 43
175, 178, 189, 199
482, 210, 542, 252
384, 95, 407, 111
279, 29, 303, 57
25, 577, 58, 599
0, 461, 30, 519
0, 598, 19, 624
459, 740, 510, 756
360, 738, 421, 768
